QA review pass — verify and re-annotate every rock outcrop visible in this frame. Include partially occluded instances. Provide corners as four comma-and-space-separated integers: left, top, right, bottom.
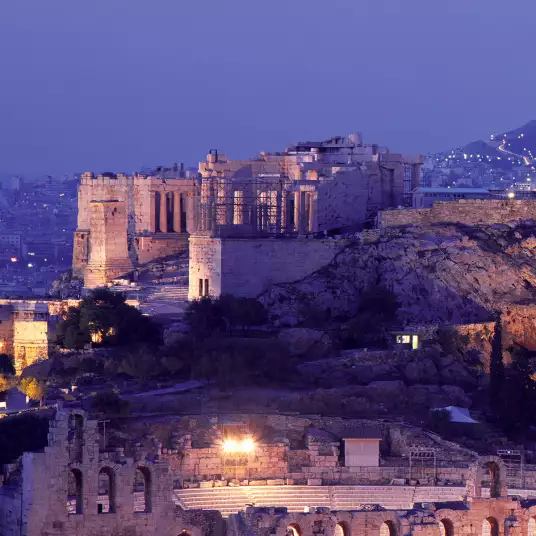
261, 222, 536, 332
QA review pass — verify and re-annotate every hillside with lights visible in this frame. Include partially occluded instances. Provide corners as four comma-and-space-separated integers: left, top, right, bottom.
424, 120, 536, 189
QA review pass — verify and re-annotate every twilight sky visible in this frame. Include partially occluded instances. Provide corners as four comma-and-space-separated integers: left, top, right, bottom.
0, 0, 535, 175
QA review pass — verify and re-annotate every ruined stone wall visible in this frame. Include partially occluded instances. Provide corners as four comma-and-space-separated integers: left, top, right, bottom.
13, 318, 48, 374
188, 236, 344, 300
316, 169, 369, 231
378, 199, 536, 228
0, 308, 14, 356
135, 234, 189, 265
233, 498, 528, 536
84, 200, 133, 288
0, 407, 218, 536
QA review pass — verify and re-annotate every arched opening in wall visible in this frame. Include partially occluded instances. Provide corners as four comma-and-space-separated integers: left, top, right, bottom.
439, 519, 455, 536
482, 517, 499, 536
287, 524, 302, 536
67, 414, 84, 463
528, 517, 536, 536
97, 467, 116, 514
155, 191, 162, 232
482, 462, 502, 498
166, 192, 174, 232
380, 521, 396, 536
67, 469, 83, 515
335, 522, 348, 536
133, 467, 152, 513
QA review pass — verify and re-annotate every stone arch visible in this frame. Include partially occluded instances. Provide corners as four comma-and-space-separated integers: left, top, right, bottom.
467, 456, 507, 498
380, 521, 397, 536
335, 522, 349, 536
439, 519, 455, 536
68, 468, 83, 515
134, 466, 152, 513
527, 517, 536, 536
97, 466, 116, 514
287, 524, 302, 536
482, 517, 499, 536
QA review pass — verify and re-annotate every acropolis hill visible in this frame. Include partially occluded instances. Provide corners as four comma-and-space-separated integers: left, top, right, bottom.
6, 131, 536, 536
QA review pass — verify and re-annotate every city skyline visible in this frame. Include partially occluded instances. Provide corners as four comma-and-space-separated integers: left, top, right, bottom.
1, 0, 535, 175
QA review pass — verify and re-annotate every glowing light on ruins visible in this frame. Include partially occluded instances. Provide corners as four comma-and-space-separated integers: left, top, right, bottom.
222, 437, 256, 453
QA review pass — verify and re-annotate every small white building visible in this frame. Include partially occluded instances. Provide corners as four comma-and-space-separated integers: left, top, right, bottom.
343, 430, 382, 467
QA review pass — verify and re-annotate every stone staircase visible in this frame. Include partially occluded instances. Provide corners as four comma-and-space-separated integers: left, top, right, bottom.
330, 486, 416, 510
174, 485, 468, 517
145, 285, 189, 301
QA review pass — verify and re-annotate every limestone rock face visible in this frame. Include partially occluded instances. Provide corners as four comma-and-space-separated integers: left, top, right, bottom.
261, 222, 536, 327
277, 328, 333, 358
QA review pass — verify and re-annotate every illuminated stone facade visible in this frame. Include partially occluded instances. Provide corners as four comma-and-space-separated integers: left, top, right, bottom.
3, 408, 536, 536
0, 302, 49, 374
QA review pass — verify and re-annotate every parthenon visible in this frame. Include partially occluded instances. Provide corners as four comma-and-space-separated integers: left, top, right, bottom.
73, 133, 422, 290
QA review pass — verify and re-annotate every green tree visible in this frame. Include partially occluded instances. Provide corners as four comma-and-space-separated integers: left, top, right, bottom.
495, 344, 536, 433
18, 378, 46, 406
91, 391, 130, 417
56, 289, 160, 349
184, 294, 268, 339
0, 354, 15, 376
341, 285, 400, 349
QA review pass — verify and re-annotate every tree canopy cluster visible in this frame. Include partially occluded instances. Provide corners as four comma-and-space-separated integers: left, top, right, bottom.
56, 288, 160, 349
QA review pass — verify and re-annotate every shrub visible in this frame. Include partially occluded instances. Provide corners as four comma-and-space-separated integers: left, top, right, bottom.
91, 391, 130, 417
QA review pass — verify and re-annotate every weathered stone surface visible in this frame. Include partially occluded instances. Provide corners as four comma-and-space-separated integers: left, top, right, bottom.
260, 222, 536, 347
404, 359, 438, 385
277, 328, 333, 358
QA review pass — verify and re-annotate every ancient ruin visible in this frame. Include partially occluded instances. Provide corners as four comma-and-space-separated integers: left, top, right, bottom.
3, 406, 536, 536
73, 133, 422, 293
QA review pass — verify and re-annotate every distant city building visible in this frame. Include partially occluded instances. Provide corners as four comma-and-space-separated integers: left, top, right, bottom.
412, 187, 492, 208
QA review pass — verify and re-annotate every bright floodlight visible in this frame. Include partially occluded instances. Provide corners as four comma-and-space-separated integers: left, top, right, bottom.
508, 192, 515, 199
223, 439, 239, 453
241, 438, 255, 453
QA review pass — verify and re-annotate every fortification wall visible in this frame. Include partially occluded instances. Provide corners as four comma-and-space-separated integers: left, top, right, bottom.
135, 234, 189, 265
317, 169, 369, 231
378, 199, 536, 228
189, 236, 345, 299
84, 201, 133, 288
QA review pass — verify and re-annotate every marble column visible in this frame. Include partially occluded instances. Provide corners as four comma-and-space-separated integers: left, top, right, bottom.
308, 193, 316, 233
294, 191, 302, 233
173, 192, 182, 233
159, 192, 168, 233
149, 192, 157, 233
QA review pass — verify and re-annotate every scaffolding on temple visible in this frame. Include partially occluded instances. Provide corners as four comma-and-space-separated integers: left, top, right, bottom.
191, 177, 316, 236
497, 449, 524, 490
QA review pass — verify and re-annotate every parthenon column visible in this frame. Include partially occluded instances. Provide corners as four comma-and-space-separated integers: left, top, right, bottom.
186, 195, 195, 233
294, 191, 305, 234
173, 192, 182, 233
149, 192, 157, 233
160, 191, 168, 233
308, 193, 317, 233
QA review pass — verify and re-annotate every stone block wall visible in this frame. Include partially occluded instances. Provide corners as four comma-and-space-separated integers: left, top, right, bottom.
13, 319, 48, 374
84, 200, 133, 288
135, 234, 189, 265
188, 236, 344, 300
378, 199, 536, 228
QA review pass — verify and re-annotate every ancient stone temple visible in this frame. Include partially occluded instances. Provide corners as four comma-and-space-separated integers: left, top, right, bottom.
73, 134, 422, 291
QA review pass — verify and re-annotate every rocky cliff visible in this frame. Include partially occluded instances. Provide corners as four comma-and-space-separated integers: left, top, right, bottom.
261, 221, 536, 330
